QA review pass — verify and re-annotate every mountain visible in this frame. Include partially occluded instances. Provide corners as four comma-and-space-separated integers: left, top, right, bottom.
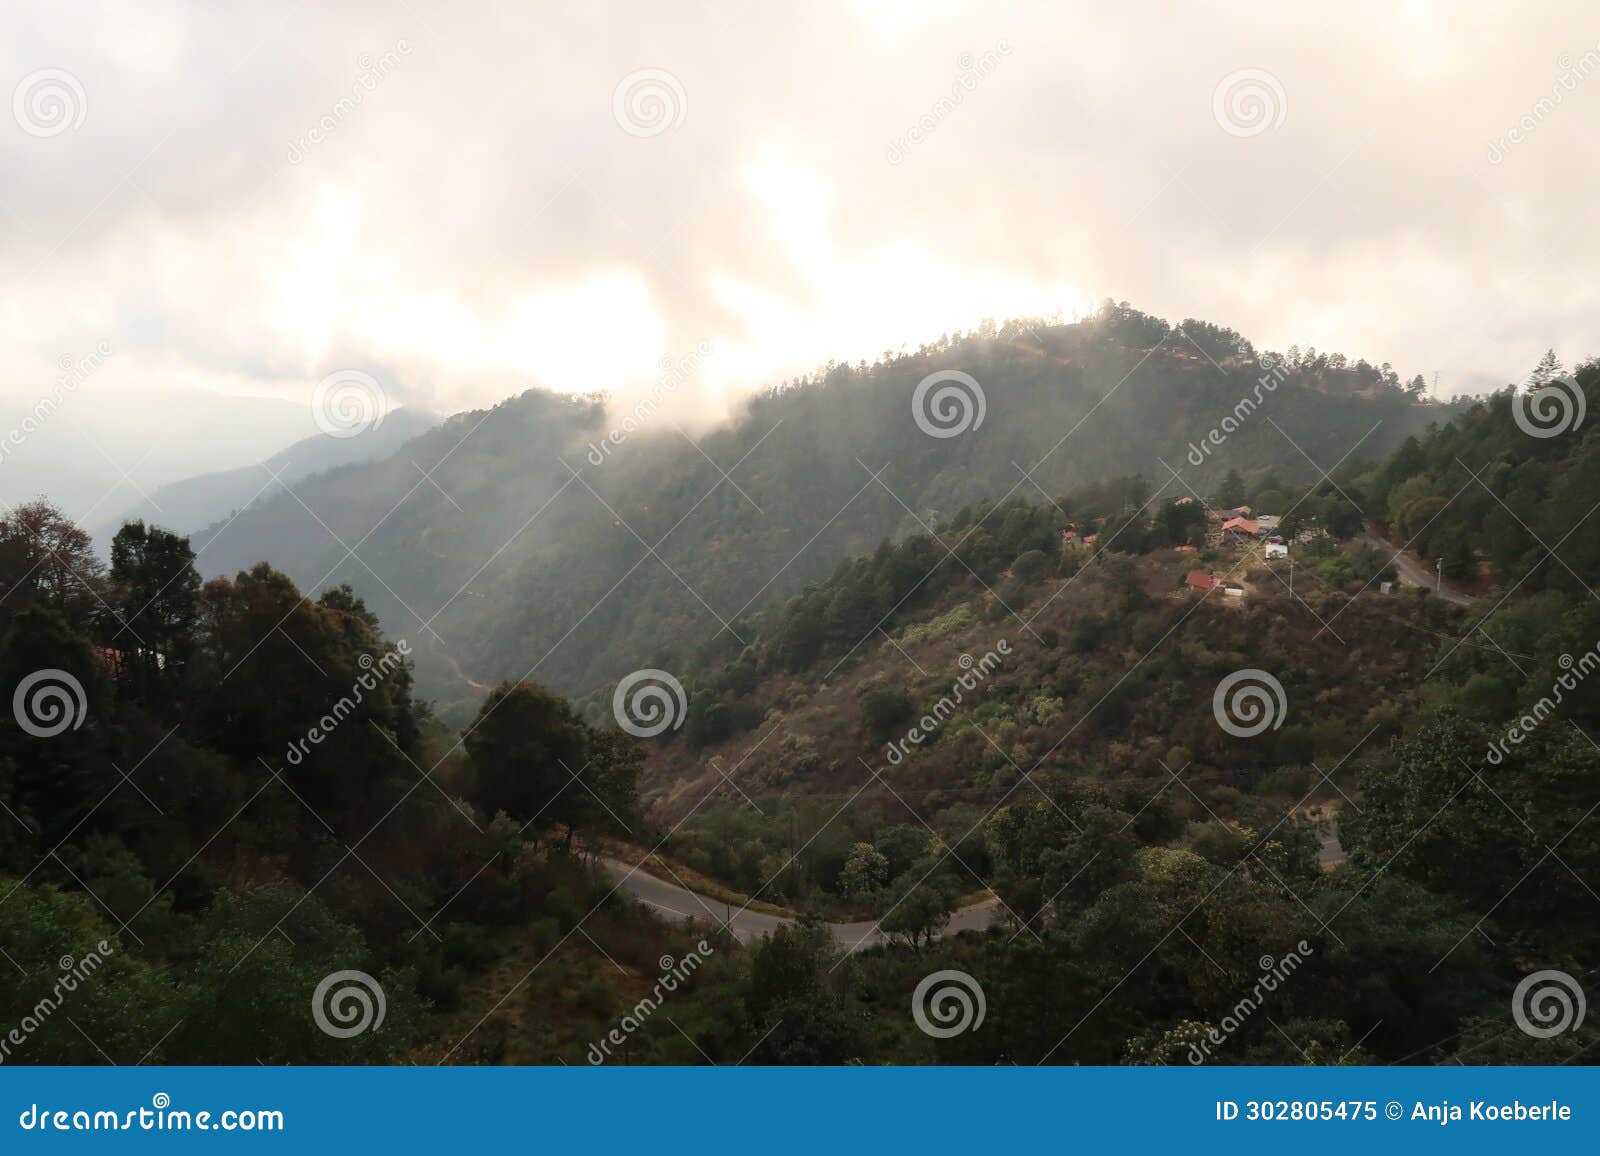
184, 307, 1458, 707
0, 386, 318, 525
94, 408, 439, 548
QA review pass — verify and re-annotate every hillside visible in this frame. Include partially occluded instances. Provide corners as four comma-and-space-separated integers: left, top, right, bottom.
93, 407, 439, 549
4, 361, 1598, 1066
189, 306, 1452, 707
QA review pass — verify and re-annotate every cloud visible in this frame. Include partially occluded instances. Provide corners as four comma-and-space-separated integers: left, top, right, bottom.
2, 0, 1597, 457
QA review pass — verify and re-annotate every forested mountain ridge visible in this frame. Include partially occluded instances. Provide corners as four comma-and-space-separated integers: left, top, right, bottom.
2, 351, 1596, 1065
91, 408, 439, 551
189, 305, 1453, 708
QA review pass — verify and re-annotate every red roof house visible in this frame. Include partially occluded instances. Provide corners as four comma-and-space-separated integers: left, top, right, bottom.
1185, 570, 1222, 591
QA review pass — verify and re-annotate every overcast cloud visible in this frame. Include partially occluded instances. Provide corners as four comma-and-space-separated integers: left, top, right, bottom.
3, 0, 1599, 514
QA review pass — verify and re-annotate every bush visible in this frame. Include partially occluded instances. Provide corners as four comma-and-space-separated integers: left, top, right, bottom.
860, 685, 914, 738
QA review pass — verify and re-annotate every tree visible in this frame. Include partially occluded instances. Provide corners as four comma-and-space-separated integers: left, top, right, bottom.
0, 607, 111, 841
463, 682, 590, 831
744, 917, 861, 1063
878, 872, 956, 948
1215, 469, 1246, 510
109, 521, 200, 706
0, 500, 105, 629
1527, 348, 1564, 387
837, 842, 889, 897
1010, 548, 1050, 584
859, 685, 913, 739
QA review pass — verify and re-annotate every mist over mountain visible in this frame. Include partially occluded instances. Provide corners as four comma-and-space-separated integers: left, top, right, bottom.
0, 386, 321, 523
189, 307, 1455, 707
92, 407, 439, 550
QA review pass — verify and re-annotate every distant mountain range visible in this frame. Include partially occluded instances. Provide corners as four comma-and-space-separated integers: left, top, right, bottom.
184, 309, 1459, 708
95, 408, 438, 549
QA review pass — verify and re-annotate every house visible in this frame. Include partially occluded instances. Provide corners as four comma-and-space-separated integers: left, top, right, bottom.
1221, 516, 1260, 538
1214, 505, 1253, 520
1185, 570, 1222, 591
1175, 496, 1196, 506
92, 646, 127, 675
1265, 541, 1289, 559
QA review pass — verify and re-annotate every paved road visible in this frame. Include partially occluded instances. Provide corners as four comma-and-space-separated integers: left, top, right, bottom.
1361, 530, 1475, 607
600, 857, 1000, 952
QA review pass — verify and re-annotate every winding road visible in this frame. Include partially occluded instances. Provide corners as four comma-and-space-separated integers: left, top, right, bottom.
600, 857, 1000, 952
1361, 529, 1475, 607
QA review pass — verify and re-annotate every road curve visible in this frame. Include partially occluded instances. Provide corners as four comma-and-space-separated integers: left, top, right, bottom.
1361, 530, 1475, 607
599, 857, 999, 952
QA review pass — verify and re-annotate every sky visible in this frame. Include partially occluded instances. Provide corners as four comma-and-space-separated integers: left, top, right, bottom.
3, 0, 1599, 516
